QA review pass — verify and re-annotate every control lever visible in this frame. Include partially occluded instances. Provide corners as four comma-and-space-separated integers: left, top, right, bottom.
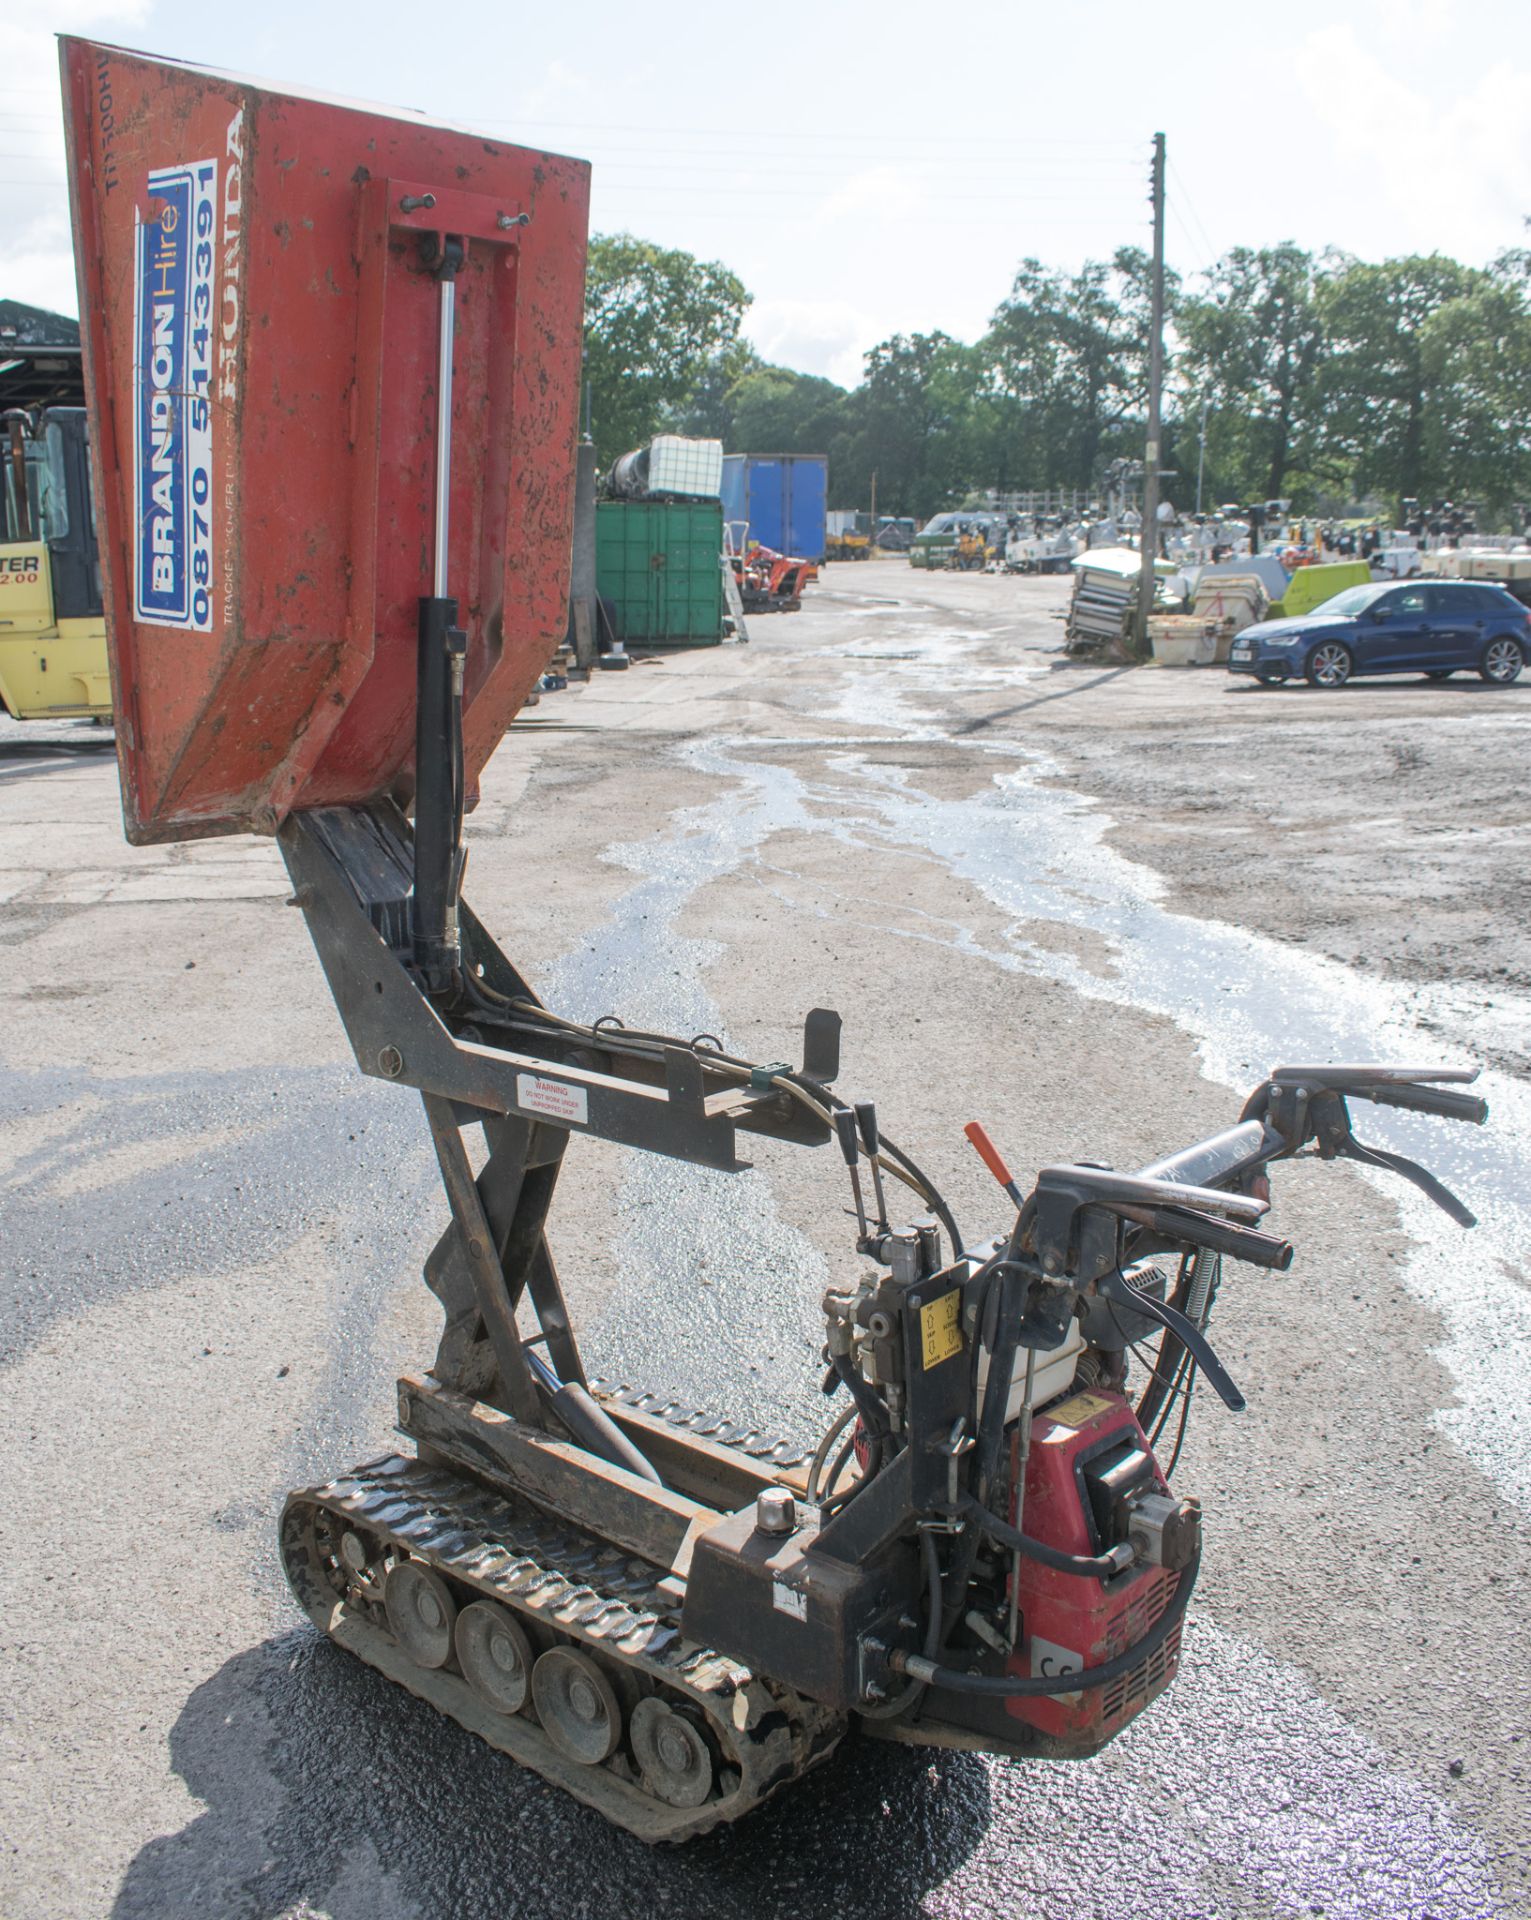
964, 1120, 1025, 1211
1095, 1267, 1246, 1412
1241, 1064, 1487, 1229
855, 1101, 891, 1236
1308, 1091, 1479, 1228
833, 1108, 871, 1243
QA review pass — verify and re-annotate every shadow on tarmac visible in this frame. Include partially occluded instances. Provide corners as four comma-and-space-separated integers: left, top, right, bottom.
956, 666, 1133, 733
0, 732, 116, 760
113, 1629, 993, 1920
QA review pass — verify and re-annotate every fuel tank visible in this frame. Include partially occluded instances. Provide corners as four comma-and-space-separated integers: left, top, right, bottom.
60, 39, 589, 844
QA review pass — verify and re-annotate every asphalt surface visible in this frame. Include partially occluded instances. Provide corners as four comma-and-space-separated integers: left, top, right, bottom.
2, 564, 1528, 1918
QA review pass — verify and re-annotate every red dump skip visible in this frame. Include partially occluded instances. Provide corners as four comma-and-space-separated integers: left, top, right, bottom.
61, 39, 590, 844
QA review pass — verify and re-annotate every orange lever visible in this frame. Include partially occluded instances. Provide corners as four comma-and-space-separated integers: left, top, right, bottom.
965, 1121, 1024, 1209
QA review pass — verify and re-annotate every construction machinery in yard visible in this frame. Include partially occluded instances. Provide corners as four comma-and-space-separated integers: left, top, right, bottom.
0, 405, 111, 719
63, 38, 1491, 1844
826, 511, 873, 561
729, 539, 817, 614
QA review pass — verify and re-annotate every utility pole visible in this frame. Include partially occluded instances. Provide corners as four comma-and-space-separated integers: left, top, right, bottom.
1133, 131, 1166, 659
869, 469, 877, 538
1195, 393, 1208, 517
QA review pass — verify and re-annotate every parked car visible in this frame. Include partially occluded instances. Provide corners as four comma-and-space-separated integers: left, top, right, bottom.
1227, 581, 1529, 687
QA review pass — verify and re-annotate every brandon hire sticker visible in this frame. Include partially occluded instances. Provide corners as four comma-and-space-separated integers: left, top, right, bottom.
133, 158, 217, 630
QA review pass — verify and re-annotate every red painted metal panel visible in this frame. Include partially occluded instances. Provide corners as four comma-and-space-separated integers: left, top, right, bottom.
61, 40, 589, 844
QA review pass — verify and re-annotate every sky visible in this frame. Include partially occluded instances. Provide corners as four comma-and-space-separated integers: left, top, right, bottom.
6, 0, 1531, 388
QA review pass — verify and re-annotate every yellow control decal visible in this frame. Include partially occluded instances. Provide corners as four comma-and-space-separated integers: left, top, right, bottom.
919, 1290, 963, 1370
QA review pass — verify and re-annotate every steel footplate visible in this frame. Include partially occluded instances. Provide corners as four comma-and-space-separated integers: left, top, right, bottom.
588, 1378, 812, 1470
281, 1453, 844, 1842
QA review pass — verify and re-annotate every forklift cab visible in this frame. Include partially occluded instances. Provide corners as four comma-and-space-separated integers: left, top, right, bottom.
0, 406, 110, 719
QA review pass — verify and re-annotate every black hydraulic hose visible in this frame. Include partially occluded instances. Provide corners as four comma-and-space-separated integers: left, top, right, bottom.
897, 1540, 1200, 1699
941, 1231, 1034, 1634
830, 1353, 890, 1449
971, 1256, 1032, 1507
854, 1528, 945, 1724
524, 1350, 664, 1486
959, 1497, 1124, 1581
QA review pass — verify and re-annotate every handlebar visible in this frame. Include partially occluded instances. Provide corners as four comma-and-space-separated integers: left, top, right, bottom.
1116, 1201, 1294, 1272
1358, 1082, 1489, 1126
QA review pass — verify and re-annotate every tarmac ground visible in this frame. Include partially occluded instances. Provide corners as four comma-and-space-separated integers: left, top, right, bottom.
2, 560, 1528, 1918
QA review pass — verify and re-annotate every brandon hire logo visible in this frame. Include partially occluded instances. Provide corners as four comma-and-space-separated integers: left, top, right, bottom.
133, 159, 217, 630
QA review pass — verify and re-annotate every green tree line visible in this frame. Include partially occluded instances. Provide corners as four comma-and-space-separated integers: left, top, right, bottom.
585, 234, 1531, 526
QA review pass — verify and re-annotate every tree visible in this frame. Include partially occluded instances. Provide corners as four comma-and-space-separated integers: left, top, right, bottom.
836, 332, 986, 519
1176, 244, 1324, 503
583, 235, 750, 464
726, 366, 848, 458
661, 341, 762, 442
1316, 253, 1482, 509
1416, 267, 1531, 520
982, 249, 1178, 492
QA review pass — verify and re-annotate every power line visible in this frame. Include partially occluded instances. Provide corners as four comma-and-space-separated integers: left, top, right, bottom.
1167, 157, 1219, 268
496, 116, 1143, 147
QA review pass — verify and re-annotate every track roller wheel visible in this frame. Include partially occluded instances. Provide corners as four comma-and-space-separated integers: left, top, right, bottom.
455, 1600, 534, 1714
630, 1697, 715, 1808
532, 1647, 622, 1765
384, 1559, 456, 1669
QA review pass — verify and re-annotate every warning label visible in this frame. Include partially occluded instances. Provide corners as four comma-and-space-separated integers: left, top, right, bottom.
1042, 1391, 1116, 1431
515, 1073, 589, 1127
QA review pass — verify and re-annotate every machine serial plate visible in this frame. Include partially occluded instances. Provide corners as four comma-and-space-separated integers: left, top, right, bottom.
919, 1290, 963, 1370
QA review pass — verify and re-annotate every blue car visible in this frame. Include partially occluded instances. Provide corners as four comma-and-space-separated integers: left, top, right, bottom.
1227, 581, 1529, 687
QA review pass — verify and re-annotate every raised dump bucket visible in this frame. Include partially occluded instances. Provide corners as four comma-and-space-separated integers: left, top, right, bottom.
60, 40, 589, 844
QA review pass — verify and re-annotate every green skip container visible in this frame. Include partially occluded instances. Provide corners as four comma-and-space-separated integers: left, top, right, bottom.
595, 500, 724, 647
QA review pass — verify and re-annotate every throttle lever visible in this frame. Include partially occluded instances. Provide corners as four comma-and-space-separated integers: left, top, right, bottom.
1095, 1267, 1247, 1412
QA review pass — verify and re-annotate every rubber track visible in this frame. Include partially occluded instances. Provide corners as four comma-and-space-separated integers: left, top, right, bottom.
281, 1453, 844, 1842
588, 1378, 812, 1470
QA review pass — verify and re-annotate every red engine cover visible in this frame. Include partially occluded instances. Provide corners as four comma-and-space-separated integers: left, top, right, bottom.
1004, 1390, 1183, 1748
61, 40, 589, 845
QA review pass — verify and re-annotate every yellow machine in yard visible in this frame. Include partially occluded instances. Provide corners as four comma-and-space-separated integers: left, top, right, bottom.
1, 407, 111, 721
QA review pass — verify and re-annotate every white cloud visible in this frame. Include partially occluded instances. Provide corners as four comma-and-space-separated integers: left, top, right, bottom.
814, 163, 930, 228
743, 296, 881, 387
513, 56, 595, 130
1298, 23, 1531, 263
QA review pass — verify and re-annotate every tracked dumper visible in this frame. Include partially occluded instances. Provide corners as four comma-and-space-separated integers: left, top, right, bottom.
62, 38, 1492, 1841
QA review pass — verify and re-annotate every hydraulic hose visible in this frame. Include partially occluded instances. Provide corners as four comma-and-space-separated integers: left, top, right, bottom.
959, 1497, 1125, 1581
895, 1539, 1200, 1698
830, 1352, 891, 1448
854, 1528, 945, 1724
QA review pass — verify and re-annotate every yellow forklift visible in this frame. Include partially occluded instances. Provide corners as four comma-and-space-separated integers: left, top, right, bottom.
1, 407, 111, 720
